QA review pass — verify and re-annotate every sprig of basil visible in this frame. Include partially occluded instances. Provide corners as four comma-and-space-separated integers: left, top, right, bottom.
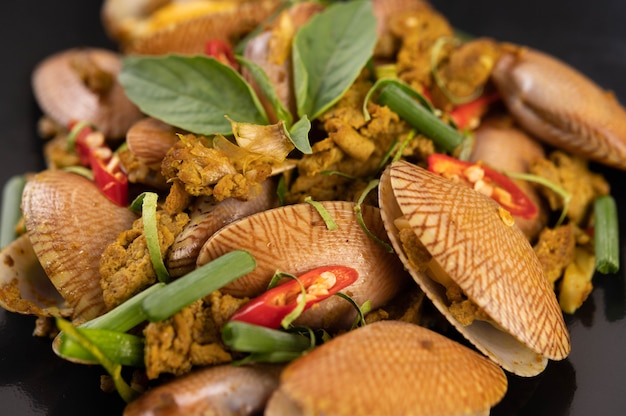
119, 55, 268, 135
292, 0, 377, 120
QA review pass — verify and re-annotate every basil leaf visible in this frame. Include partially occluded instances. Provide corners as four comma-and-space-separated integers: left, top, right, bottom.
237, 56, 294, 127
119, 55, 268, 135
286, 115, 312, 154
292, 0, 377, 120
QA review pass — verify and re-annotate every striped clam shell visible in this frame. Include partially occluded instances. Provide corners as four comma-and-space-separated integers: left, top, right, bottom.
265, 321, 507, 416
493, 46, 626, 170
197, 201, 410, 330
378, 160, 570, 376
22, 170, 137, 322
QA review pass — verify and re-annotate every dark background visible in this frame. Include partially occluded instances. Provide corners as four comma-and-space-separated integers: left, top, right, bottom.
1, 0, 625, 414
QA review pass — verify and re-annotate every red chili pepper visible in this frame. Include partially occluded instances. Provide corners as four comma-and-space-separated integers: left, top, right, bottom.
229, 265, 359, 328
68, 122, 129, 206
205, 39, 238, 70
427, 153, 538, 219
448, 93, 500, 130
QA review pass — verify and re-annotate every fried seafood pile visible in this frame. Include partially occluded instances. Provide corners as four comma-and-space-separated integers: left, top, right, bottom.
0, 0, 623, 414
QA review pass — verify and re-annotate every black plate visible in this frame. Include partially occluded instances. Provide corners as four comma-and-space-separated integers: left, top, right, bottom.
1, 1, 625, 415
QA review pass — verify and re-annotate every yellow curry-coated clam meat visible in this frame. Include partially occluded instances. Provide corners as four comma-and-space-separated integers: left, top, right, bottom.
0, 0, 622, 414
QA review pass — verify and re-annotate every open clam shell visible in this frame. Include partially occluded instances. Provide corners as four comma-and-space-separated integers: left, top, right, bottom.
0, 234, 71, 317
22, 170, 137, 322
265, 320, 507, 416
378, 160, 570, 376
31, 48, 143, 139
197, 201, 410, 330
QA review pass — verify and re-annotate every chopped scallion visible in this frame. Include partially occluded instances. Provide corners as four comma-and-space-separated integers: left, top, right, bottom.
57, 327, 144, 367
142, 250, 256, 322
594, 195, 620, 274
222, 321, 312, 354
376, 83, 464, 154
304, 197, 339, 230
142, 192, 170, 283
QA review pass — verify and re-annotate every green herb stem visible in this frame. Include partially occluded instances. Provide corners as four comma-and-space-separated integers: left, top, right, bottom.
222, 321, 312, 354
57, 328, 145, 367
142, 250, 256, 322
1, 175, 26, 249
56, 318, 139, 403
304, 197, 339, 230
594, 195, 620, 274
142, 192, 170, 283
377, 83, 464, 154
80, 283, 165, 332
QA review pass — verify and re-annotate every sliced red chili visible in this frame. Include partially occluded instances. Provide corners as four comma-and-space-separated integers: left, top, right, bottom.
448, 93, 499, 130
67, 122, 129, 206
205, 39, 238, 70
427, 153, 538, 219
229, 265, 359, 329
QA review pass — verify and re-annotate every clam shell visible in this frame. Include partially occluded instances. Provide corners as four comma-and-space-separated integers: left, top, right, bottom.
22, 170, 137, 321
124, 0, 283, 55
197, 201, 410, 329
493, 46, 626, 170
167, 179, 279, 277
126, 117, 178, 164
31, 48, 143, 139
378, 160, 570, 376
0, 234, 71, 317
265, 320, 507, 416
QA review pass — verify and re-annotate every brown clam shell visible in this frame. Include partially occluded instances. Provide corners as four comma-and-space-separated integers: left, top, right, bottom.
378, 160, 570, 376
124, 0, 283, 56
0, 235, 71, 317
265, 320, 507, 416
22, 170, 137, 321
126, 117, 178, 164
167, 179, 279, 277
197, 201, 410, 330
492, 46, 626, 170
31, 48, 143, 139
124, 363, 282, 416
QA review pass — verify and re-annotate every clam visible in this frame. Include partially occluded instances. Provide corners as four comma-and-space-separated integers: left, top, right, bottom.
378, 160, 570, 376
125, 117, 178, 165
0, 234, 71, 317
470, 120, 548, 240
167, 179, 279, 277
492, 45, 626, 170
121, 0, 283, 56
197, 201, 410, 330
22, 170, 137, 322
31, 48, 143, 139
124, 363, 282, 416
265, 320, 508, 416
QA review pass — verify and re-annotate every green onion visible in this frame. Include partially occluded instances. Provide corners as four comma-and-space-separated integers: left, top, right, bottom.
335, 292, 371, 329
304, 197, 339, 230
594, 195, 620, 274
222, 321, 312, 354
353, 179, 393, 253
234, 350, 305, 365
430, 37, 483, 105
1, 174, 26, 248
65, 120, 92, 152
142, 192, 170, 283
377, 83, 464, 154
80, 283, 165, 332
57, 328, 144, 367
505, 172, 571, 226
56, 318, 139, 403
142, 250, 256, 322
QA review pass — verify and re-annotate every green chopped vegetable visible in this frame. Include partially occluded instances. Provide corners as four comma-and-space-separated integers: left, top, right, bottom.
57, 328, 144, 367
376, 83, 465, 154
80, 283, 165, 332
304, 197, 339, 230
594, 195, 620, 274
142, 250, 256, 321
1, 174, 26, 248
56, 318, 139, 403
222, 321, 312, 354
141, 192, 170, 283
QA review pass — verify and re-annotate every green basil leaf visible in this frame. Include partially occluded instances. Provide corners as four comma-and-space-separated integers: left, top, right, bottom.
119, 55, 268, 135
237, 56, 293, 127
285, 115, 312, 154
292, 0, 377, 120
